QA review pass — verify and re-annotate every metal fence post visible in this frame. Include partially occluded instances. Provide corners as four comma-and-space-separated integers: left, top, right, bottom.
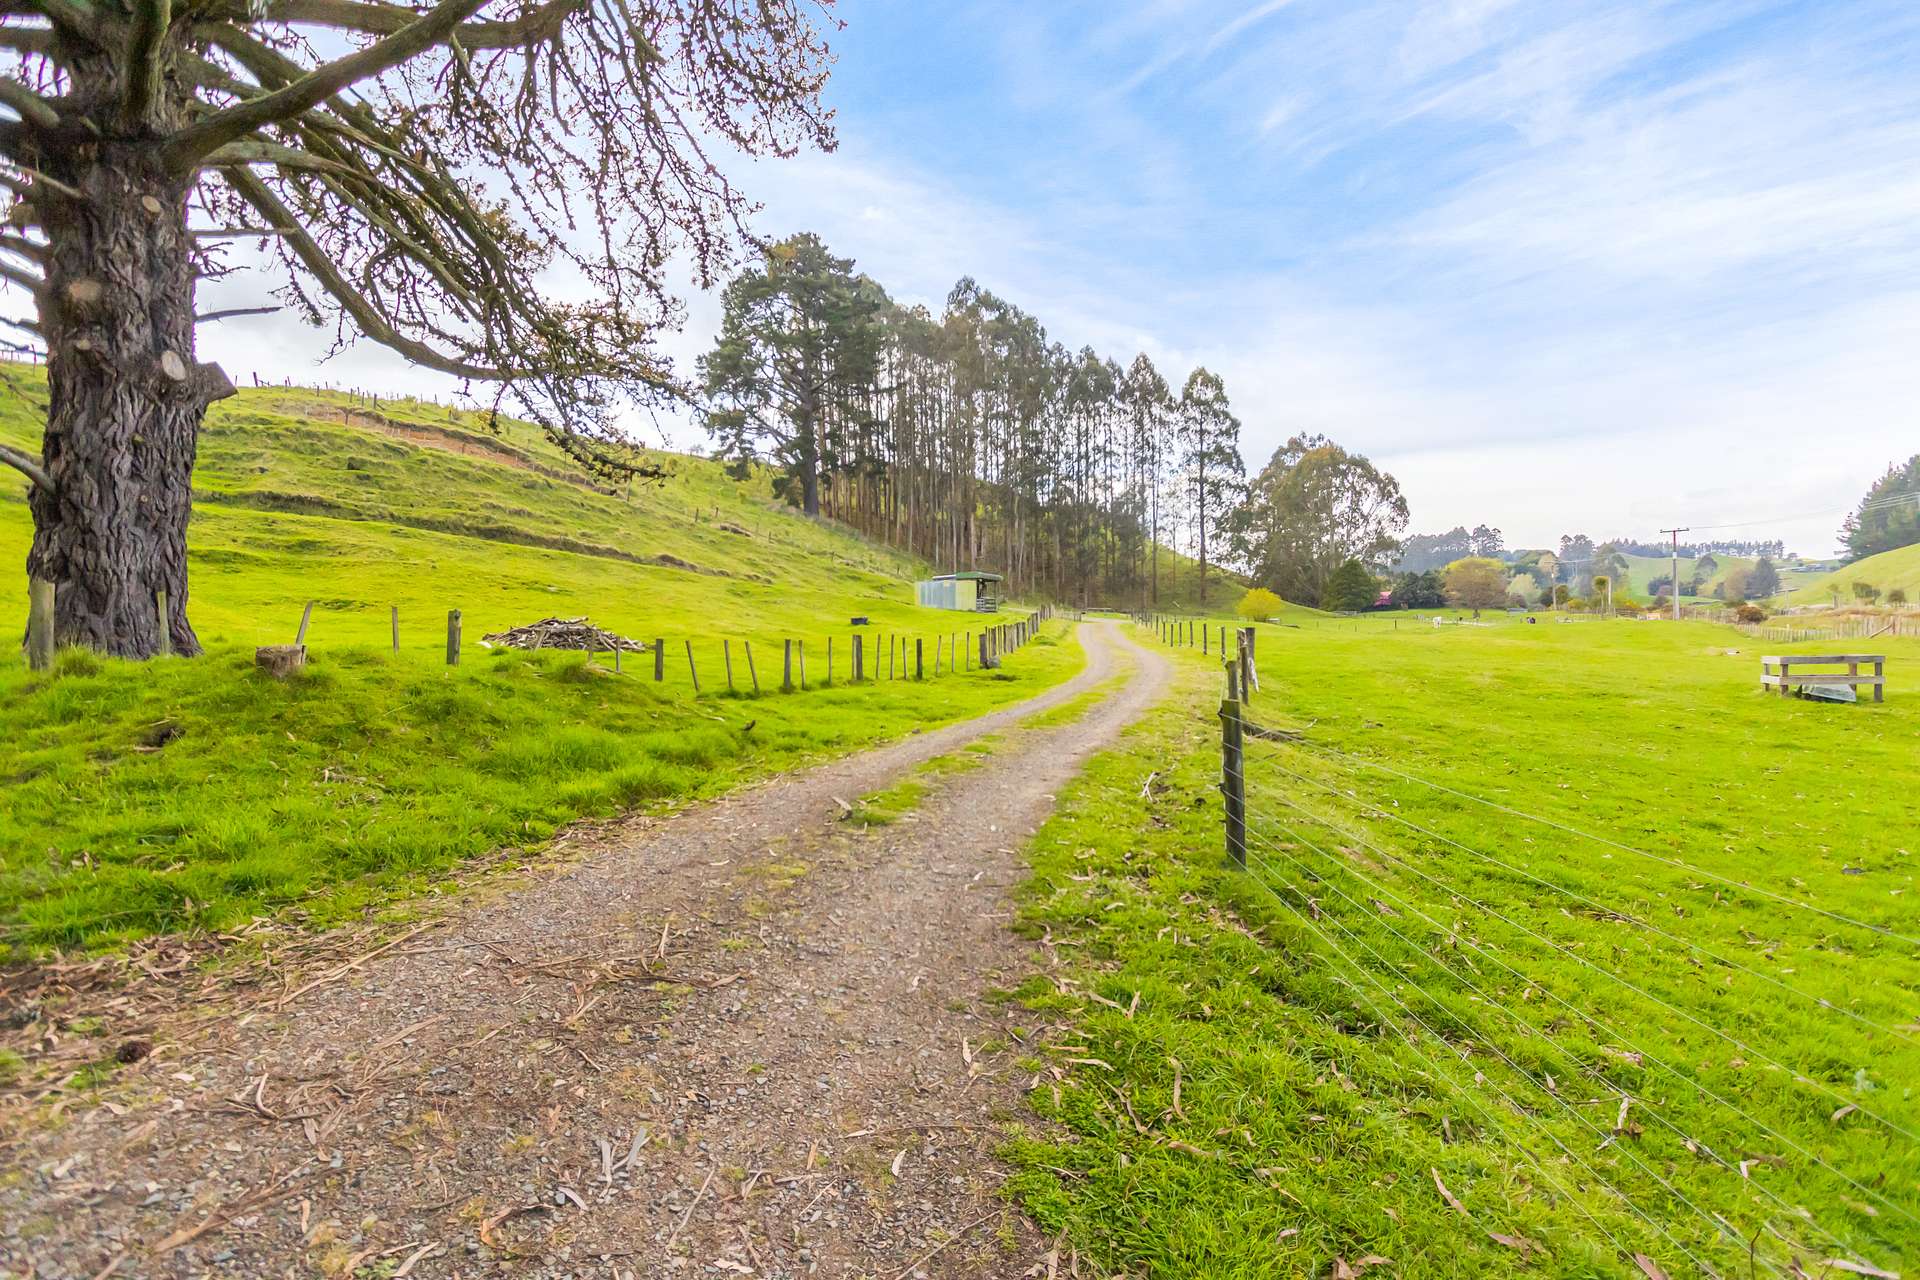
1220, 658, 1246, 869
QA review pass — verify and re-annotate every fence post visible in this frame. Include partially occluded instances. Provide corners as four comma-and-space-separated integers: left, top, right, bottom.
391, 605, 400, 655
916, 637, 923, 680
26, 576, 54, 671
1221, 658, 1246, 869
654, 638, 665, 681
155, 590, 172, 657
296, 600, 315, 646
783, 639, 794, 692
852, 633, 863, 683
445, 609, 462, 665
799, 640, 807, 690
745, 641, 759, 694
723, 639, 735, 692
686, 640, 700, 692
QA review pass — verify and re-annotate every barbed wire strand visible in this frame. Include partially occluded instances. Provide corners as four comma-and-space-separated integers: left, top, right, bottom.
1235, 840, 1729, 1276
1241, 746, 1920, 1153
1236, 773, 1901, 1250
1277, 734, 1920, 949
1247, 746, 1917, 1044
1238, 825, 1798, 1274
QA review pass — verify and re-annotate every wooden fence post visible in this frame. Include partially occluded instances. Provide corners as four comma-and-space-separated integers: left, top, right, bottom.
798, 640, 807, 690
155, 590, 172, 657
391, 605, 400, 654
613, 644, 622, 674
296, 600, 315, 646
916, 638, 923, 680
654, 638, 665, 682
446, 608, 462, 665
686, 640, 700, 692
965, 631, 972, 671
26, 576, 54, 671
888, 636, 895, 680
745, 641, 759, 694
1221, 658, 1246, 868
783, 639, 794, 692
723, 639, 735, 692
852, 634, 862, 683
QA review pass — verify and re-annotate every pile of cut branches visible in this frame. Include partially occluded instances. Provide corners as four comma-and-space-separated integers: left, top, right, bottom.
480, 617, 646, 652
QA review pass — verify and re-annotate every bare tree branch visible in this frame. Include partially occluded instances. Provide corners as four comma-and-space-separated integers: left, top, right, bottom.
19, 0, 108, 45
0, 74, 59, 130
0, 439, 48, 490
121, 0, 172, 128
0, 257, 43, 296
161, 0, 487, 171
195, 304, 280, 323
224, 162, 509, 381
255, 0, 586, 51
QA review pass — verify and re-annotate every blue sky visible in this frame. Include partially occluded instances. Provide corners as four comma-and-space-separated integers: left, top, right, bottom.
206, 0, 1920, 555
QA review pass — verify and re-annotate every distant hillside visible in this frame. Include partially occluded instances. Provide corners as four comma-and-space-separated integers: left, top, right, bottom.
1786, 542, 1920, 607
0, 366, 969, 648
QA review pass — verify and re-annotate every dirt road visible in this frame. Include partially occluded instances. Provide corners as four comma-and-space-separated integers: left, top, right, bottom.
3, 620, 1169, 1280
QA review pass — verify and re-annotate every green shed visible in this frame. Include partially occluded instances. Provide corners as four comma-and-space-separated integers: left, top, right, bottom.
915, 571, 1003, 613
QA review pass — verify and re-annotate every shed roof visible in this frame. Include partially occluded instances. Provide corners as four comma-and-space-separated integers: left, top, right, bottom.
929, 572, 1003, 582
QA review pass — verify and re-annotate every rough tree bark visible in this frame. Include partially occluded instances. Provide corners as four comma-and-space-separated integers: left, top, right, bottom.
20, 68, 233, 657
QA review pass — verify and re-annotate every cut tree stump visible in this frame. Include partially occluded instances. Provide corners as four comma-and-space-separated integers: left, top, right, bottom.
255, 644, 306, 677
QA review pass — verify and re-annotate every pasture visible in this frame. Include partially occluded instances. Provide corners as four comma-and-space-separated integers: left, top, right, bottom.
1010, 615, 1917, 1276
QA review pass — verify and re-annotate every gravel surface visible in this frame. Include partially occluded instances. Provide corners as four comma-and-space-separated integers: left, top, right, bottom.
2, 620, 1168, 1280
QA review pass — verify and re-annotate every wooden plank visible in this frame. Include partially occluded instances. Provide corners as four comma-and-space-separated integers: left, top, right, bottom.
26, 576, 53, 671
1761, 654, 1886, 665
1760, 674, 1884, 687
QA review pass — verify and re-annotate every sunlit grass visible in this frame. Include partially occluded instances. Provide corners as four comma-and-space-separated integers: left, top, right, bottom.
1008, 618, 1918, 1276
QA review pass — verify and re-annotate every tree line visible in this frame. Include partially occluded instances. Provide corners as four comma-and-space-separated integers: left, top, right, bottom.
702, 233, 1411, 609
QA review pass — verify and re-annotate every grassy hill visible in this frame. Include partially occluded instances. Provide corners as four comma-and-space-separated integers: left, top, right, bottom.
0, 364, 1088, 954
1786, 541, 1920, 606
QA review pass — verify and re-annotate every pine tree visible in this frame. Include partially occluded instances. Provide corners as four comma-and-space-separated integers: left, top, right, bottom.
1177, 368, 1244, 605
702, 235, 887, 516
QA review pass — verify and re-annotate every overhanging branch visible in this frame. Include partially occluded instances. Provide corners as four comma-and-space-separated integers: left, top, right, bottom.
0, 75, 59, 131
257, 0, 586, 50
0, 440, 48, 491
161, 0, 488, 171
224, 163, 509, 381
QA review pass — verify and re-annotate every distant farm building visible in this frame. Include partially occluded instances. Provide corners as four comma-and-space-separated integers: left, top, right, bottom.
915, 571, 1003, 613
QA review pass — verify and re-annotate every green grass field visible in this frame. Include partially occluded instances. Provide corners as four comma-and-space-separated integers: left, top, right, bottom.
0, 364, 1091, 955
1788, 542, 1920, 607
1008, 617, 1917, 1276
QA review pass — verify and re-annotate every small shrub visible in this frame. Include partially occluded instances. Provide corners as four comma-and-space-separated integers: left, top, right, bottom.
1237, 587, 1283, 622
1735, 603, 1767, 623
1889, 588, 1908, 606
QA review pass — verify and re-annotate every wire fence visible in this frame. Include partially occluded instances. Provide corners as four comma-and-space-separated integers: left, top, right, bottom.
1137, 617, 1910, 1278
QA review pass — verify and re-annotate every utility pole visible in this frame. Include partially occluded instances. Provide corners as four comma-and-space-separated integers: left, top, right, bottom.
1661, 526, 1690, 622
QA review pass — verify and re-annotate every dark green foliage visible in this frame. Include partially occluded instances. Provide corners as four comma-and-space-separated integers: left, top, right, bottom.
1324, 558, 1379, 611
1840, 455, 1920, 563
702, 234, 889, 516
1226, 435, 1407, 607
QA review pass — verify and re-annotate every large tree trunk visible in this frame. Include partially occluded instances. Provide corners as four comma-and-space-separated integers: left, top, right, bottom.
24, 139, 233, 658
